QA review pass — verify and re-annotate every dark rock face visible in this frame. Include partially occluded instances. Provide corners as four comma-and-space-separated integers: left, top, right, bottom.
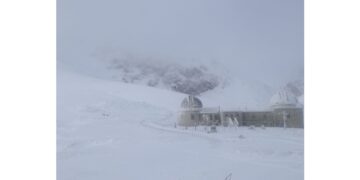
108, 59, 221, 95
170, 78, 219, 96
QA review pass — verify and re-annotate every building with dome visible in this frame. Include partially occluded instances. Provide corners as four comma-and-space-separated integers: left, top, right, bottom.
178, 96, 204, 126
270, 89, 299, 109
181, 95, 203, 109
177, 93, 303, 128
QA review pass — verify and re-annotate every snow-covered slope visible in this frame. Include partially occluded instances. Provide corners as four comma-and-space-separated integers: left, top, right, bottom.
57, 64, 303, 180
59, 53, 282, 109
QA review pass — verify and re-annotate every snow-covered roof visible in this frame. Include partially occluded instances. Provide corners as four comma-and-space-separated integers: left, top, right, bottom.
181, 96, 203, 109
270, 89, 298, 109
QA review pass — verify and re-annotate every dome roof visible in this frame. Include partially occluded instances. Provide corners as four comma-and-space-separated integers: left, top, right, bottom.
270, 89, 298, 108
181, 96, 203, 109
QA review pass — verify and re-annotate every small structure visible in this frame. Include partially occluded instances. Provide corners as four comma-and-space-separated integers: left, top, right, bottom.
209, 126, 217, 133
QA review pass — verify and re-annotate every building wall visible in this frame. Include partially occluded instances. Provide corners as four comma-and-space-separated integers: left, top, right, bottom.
201, 113, 221, 126
178, 110, 202, 127
273, 108, 303, 128
178, 108, 304, 128
221, 111, 242, 126
242, 111, 275, 127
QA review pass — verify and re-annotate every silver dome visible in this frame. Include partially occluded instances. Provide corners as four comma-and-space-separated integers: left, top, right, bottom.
270, 89, 298, 109
181, 96, 203, 109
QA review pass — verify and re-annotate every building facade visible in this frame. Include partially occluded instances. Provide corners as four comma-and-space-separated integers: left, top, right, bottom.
178, 91, 304, 128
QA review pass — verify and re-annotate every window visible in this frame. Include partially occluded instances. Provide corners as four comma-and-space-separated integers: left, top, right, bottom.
191, 114, 195, 120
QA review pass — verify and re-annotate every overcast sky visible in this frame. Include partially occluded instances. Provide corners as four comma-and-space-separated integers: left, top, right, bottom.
58, 0, 303, 87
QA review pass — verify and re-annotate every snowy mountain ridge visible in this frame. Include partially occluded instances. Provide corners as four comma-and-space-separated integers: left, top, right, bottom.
59, 52, 303, 109
106, 57, 226, 95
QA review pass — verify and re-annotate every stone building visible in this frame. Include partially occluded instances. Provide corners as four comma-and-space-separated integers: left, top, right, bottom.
177, 90, 303, 128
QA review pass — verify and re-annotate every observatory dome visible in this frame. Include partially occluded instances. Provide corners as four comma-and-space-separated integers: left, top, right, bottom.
181, 96, 203, 109
270, 89, 298, 109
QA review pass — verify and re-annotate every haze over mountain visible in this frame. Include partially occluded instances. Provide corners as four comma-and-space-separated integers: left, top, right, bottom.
58, 0, 304, 91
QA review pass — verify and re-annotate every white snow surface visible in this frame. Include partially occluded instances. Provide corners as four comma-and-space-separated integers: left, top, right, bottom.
57, 66, 303, 180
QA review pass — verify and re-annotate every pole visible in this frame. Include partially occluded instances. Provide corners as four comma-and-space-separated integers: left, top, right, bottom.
282, 111, 287, 129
